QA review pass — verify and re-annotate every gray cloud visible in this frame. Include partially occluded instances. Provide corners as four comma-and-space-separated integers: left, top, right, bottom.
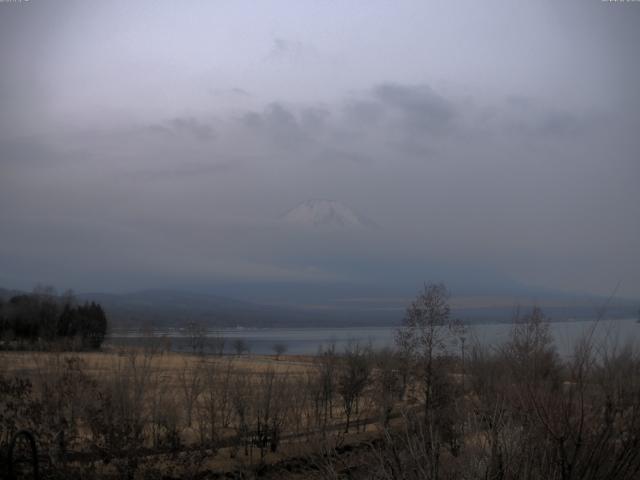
230, 88, 250, 96
0, 1, 638, 300
502, 98, 588, 140
343, 99, 386, 126
1, 83, 637, 298
372, 83, 456, 132
150, 117, 215, 141
209, 87, 251, 97
240, 103, 330, 152
267, 37, 319, 64
124, 162, 233, 182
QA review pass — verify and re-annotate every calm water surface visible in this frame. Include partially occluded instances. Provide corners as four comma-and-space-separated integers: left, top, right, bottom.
107, 318, 640, 357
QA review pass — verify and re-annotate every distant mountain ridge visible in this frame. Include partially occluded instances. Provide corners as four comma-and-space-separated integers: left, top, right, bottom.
1, 286, 637, 329
76, 289, 306, 328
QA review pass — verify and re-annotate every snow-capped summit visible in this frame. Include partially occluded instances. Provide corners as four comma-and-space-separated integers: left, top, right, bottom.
281, 199, 376, 229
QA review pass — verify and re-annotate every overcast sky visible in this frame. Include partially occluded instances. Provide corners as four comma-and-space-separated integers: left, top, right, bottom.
1, 0, 639, 300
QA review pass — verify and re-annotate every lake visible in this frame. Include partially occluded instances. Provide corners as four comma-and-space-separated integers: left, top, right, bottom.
107, 318, 640, 357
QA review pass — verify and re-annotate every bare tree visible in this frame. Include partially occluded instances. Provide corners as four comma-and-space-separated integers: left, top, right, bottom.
396, 283, 453, 414
232, 338, 249, 356
372, 348, 403, 426
178, 359, 203, 428
210, 333, 226, 356
502, 305, 559, 384
148, 363, 176, 449
288, 373, 313, 436
272, 342, 287, 360
198, 359, 229, 447
394, 283, 458, 477
185, 321, 207, 355
338, 342, 372, 433
315, 344, 338, 430
230, 371, 253, 458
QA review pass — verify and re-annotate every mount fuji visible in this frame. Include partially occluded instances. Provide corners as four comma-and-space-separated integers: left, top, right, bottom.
280, 199, 377, 230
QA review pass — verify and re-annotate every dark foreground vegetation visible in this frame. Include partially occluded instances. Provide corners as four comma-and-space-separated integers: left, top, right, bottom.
0, 287, 108, 351
1, 284, 639, 479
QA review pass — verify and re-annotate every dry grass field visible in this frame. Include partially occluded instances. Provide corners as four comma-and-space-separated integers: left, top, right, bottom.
0, 349, 316, 378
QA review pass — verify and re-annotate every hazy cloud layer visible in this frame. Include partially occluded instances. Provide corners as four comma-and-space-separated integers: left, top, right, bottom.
0, 0, 638, 300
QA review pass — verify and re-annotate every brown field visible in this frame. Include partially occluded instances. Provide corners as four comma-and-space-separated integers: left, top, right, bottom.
0, 349, 316, 377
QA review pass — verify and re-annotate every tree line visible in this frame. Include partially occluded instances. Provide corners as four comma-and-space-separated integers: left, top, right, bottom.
0, 286, 108, 349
